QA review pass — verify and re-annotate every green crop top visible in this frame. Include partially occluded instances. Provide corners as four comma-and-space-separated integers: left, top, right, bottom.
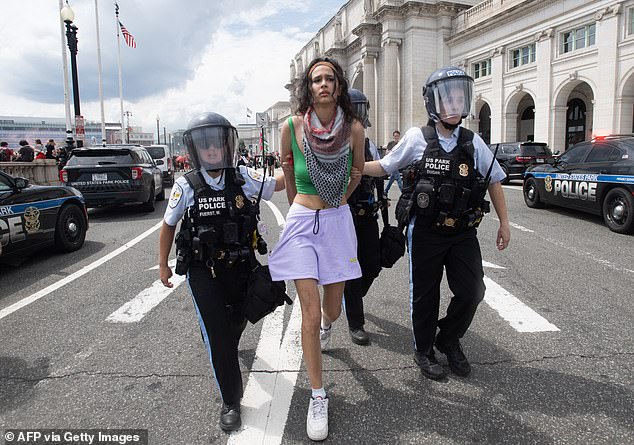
288, 117, 352, 196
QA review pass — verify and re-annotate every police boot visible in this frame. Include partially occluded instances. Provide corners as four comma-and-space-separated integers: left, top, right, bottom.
349, 327, 370, 346
414, 351, 447, 380
219, 402, 241, 432
435, 334, 471, 377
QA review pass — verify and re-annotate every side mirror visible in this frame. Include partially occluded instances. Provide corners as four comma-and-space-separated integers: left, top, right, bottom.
14, 177, 29, 189
553, 150, 560, 156
155, 159, 164, 165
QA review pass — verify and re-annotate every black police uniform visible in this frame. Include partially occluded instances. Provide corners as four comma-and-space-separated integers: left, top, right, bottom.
164, 166, 276, 415
343, 138, 386, 333
382, 123, 505, 377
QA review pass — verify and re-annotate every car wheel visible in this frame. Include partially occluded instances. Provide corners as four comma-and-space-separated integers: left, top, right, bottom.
602, 188, 634, 234
54, 203, 87, 252
523, 177, 545, 209
141, 184, 156, 212
157, 185, 165, 201
500, 164, 510, 185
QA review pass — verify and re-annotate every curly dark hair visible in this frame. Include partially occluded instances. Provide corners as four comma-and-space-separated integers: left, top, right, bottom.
291, 57, 355, 122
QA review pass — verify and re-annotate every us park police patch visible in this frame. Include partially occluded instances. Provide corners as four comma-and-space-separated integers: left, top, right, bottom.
169, 183, 183, 208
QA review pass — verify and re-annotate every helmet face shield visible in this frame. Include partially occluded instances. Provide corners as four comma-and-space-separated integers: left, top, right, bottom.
185, 126, 238, 170
432, 77, 473, 121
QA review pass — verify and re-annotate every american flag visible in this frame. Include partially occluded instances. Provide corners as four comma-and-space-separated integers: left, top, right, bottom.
118, 21, 136, 48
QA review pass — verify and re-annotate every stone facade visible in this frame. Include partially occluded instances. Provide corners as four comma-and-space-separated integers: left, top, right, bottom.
283, 0, 634, 152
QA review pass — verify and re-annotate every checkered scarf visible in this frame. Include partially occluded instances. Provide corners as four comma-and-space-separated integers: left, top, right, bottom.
303, 106, 351, 207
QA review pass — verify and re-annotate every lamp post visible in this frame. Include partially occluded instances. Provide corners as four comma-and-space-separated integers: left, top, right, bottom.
156, 114, 160, 144
61, 2, 83, 148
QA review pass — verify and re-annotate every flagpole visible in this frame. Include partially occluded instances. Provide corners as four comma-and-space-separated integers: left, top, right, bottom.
115, 3, 125, 143
58, 0, 73, 147
94, 0, 106, 145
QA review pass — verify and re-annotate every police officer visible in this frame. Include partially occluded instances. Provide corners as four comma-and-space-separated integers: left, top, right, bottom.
158, 112, 285, 431
344, 88, 388, 345
363, 67, 510, 379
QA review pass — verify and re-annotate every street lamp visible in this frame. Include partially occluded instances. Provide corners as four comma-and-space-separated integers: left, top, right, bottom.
61, 2, 83, 148
156, 114, 160, 144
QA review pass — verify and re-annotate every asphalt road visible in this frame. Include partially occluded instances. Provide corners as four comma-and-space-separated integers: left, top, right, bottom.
1, 176, 632, 445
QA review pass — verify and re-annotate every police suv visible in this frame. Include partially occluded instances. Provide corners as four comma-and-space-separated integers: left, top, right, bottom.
0, 170, 88, 263
523, 135, 634, 234
61, 145, 164, 211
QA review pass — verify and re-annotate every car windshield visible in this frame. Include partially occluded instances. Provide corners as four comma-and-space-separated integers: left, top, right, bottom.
521, 144, 551, 156
146, 146, 166, 159
66, 150, 134, 166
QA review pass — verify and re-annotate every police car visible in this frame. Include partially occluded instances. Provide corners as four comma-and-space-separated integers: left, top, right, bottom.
0, 170, 88, 262
523, 135, 634, 234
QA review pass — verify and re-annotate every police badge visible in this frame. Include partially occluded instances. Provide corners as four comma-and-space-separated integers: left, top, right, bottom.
459, 164, 469, 177
417, 192, 430, 208
24, 206, 41, 233
545, 175, 553, 193
235, 195, 245, 209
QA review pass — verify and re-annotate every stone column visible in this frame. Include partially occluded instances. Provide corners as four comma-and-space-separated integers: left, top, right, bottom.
382, 38, 400, 146
594, 5, 621, 133
363, 52, 377, 141
534, 29, 553, 145
489, 46, 505, 144
551, 106, 568, 152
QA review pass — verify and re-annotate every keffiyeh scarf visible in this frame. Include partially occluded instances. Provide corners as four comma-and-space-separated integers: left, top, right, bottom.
303, 106, 352, 207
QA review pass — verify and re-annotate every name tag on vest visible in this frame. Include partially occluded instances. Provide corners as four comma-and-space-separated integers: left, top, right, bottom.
424, 157, 452, 176
198, 195, 227, 217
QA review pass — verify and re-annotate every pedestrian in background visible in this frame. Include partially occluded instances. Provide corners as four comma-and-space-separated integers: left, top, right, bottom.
0, 142, 12, 162
268, 56, 365, 441
17, 140, 34, 162
384, 130, 403, 196
45, 139, 57, 159
363, 66, 510, 380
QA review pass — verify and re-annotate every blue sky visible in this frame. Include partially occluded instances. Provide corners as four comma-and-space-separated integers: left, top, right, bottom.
0, 0, 345, 132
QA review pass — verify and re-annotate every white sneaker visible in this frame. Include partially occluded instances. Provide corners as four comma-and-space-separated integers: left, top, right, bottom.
319, 325, 332, 351
306, 396, 329, 441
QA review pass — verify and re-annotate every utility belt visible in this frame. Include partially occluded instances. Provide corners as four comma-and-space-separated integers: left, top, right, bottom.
395, 177, 490, 234
351, 200, 381, 218
174, 223, 267, 276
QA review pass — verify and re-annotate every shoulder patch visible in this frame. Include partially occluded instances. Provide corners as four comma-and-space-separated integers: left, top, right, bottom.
247, 168, 263, 181
169, 183, 183, 208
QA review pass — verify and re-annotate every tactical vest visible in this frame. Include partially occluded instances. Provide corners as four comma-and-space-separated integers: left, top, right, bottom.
409, 126, 489, 233
176, 168, 262, 273
349, 138, 383, 218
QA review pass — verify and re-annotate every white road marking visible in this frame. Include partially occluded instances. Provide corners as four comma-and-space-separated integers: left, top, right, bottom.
229, 200, 304, 444
106, 259, 187, 323
263, 200, 286, 227
483, 276, 559, 332
229, 292, 303, 445
490, 216, 534, 233
482, 260, 506, 269
0, 220, 164, 321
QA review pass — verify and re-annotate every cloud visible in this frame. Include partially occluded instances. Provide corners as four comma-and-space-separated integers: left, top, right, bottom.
0, 0, 345, 133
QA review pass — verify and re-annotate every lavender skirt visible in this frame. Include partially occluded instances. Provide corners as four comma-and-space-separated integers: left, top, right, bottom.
268, 203, 362, 285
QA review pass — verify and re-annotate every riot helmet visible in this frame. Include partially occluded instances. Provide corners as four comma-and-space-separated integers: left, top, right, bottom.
183, 112, 238, 171
348, 88, 371, 128
423, 67, 474, 127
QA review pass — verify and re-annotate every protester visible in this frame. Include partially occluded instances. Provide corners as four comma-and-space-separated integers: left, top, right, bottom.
268, 56, 365, 441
